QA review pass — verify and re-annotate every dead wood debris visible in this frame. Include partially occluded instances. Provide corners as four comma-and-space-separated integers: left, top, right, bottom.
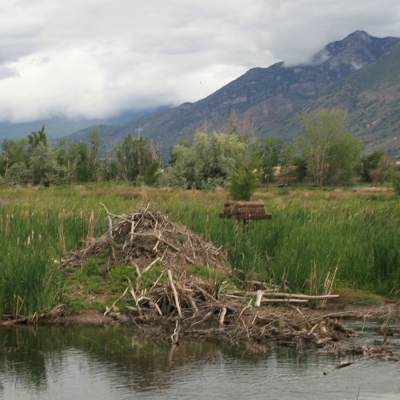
51, 206, 395, 355
60, 206, 229, 273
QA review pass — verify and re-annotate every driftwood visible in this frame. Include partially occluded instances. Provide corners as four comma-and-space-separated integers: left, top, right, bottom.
323, 361, 354, 375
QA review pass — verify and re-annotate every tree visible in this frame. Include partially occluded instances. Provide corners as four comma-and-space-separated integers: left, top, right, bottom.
28, 142, 66, 182
162, 132, 245, 190
255, 136, 286, 186
114, 135, 159, 184
369, 154, 396, 185
228, 161, 258, 201
89, 130, 104, 183
298, 109, 362, 186
1, 138, 29, 177
27, 126, 47, 156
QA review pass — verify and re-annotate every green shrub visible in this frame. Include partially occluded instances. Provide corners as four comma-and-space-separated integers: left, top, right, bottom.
228, 164, 258, 201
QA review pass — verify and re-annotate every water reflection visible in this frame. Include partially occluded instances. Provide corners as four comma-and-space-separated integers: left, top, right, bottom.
0, 324, 399, 399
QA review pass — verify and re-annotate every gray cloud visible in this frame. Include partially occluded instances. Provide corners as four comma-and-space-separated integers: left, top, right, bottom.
0, 0, 399, 122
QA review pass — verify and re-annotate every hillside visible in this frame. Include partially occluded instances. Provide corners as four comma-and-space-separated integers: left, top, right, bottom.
267, 41, 400, 156
61, 31, 400, 156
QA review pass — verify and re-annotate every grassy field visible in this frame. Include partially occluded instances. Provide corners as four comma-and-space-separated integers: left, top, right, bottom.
0, 183, 399, 317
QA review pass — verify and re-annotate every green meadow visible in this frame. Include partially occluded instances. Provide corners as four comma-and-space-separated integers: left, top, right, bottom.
1, 184, 399, 317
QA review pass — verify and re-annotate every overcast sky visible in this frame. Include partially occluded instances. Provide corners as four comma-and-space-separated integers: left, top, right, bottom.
1, 0, 400, 123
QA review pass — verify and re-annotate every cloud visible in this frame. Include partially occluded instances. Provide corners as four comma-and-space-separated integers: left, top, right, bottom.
0, 0, 399, 122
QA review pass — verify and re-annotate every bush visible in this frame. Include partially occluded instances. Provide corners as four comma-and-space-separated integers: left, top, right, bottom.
388, 170, 400, 195
228, 163, 258, 201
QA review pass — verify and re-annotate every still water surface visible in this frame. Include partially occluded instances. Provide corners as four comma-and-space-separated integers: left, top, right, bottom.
0, 321, 399, 400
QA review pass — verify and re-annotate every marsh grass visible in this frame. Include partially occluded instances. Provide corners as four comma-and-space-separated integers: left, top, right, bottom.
1, 185, 400, 317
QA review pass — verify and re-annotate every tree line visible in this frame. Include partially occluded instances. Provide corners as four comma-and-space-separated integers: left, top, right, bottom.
0, 109, 398, 193
0, 128, 161, 186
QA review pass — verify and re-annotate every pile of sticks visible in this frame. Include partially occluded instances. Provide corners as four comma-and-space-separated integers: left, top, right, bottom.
60, 204, 229, 273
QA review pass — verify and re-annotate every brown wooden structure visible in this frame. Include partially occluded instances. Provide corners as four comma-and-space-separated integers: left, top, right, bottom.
219, 201, 272, 226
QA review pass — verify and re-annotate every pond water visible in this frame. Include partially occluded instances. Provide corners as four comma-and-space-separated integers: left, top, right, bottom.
0, 320, 399, 400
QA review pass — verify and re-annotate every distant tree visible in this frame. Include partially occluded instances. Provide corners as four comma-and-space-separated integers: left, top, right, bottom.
27, 126, 47, 156
114, 135, 159, 184
369, 154, 395, 185
359, 151, 384, 182
298, 109, 363, 186
28, 142, 66, 182
256, 136, 286, 186
65, 131, 105, 183
67, 142, 90, 182
6, 162, 29, 181
389, 169, 400, 195
162, 132, 245, 190
1, 138, 29, 177
89, 130, 104, 183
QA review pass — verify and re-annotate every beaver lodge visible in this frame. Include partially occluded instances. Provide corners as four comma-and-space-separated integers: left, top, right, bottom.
43, 205, 398, 363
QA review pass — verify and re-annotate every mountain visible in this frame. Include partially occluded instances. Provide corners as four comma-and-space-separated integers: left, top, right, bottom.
62, 31, 400, 156
267, 40, 400, 156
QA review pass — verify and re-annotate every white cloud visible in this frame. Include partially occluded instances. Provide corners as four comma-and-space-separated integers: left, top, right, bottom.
0, 0, 399, 122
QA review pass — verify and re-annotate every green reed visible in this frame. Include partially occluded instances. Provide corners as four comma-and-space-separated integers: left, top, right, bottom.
2, 186, 400, 311
154, 190, 400, 296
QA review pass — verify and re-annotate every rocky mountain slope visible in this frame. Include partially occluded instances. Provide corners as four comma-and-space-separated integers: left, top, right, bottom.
63, 31, 400, 156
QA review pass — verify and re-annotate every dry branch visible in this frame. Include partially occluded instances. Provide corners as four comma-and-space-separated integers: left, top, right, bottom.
168, 270, 182, 318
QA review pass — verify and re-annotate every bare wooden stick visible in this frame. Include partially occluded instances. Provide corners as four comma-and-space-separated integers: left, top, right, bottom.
133, 262, 141, 279
171, 320, 179, 345
99, 202, 116, 259
261, 299, 309, 304
264, 293, 339, 300
149, 271, 165, 292
127, 277, 142, 317
187, 294, 199, 312
255, 290, 263, 307
104, 286, 129, 315
194, 285, 218, 303
189, 310, 214, 328
168, 270, 182, 318
142, 257, 161, 274
219, 307, 227, 326
238, 299, 252, 320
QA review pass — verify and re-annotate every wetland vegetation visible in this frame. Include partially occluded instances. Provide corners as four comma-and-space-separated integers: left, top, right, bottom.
1, 184, 400, 320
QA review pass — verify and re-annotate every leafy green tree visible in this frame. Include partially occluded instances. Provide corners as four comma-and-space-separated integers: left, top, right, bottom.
6, 162, 29, 181
369, 155, 395, 185
228, 161, 258, 201
359, 151, 384, 182
27, 126, 47, 156
114, 135, 158, 184
389, 169, 400, 195
298, 109, 363, 186
64, 131, 104, 183
162, 132, 245, 189
1, 138, 29, 177
256, 136, 286, 187
28, 142, 66, 182
67, 141, 90, 182
89, 130, 104, 183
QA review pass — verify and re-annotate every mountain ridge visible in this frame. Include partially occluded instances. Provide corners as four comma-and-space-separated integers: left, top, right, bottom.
14, 31, 400, 156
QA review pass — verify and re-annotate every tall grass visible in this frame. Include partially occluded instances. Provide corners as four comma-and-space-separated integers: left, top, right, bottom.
154, 189, 400, 296
1, 186, 400, 314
